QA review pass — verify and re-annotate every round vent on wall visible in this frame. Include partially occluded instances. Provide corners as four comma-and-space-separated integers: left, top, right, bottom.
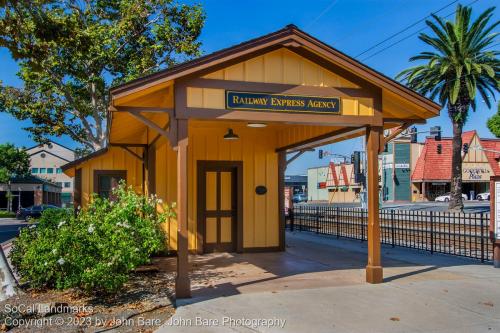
48, 143, 53, 149
255, 186, 267, 195
41, 153, 46, 158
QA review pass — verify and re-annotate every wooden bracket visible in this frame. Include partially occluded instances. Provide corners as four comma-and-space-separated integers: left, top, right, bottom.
383, 123, 412, 146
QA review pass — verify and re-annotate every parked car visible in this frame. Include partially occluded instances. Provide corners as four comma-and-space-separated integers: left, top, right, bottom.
476, 192, 490, 201
16, 204, 60, 221
292, 193, 308, 203
434, 193, 468, 202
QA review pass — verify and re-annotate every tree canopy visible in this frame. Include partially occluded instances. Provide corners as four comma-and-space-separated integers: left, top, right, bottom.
397, 5, 499, 211
0, 0, 205, 151
487, 101, 500, 138
0, 143, 30, 183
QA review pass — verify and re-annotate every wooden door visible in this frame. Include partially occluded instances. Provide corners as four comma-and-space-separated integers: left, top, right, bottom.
198, 162, 240, 253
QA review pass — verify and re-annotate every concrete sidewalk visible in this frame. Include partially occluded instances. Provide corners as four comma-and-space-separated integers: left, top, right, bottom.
158, 232, 500, 333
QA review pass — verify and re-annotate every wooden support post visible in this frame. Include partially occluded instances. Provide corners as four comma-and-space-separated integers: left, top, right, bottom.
366, 125, 383, 284
278, 151, 286, 251
147, 144, 156, 195
176, 120, 191, 298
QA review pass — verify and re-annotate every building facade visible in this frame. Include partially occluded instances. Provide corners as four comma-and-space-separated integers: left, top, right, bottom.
26, 142, 75, 207
381, 137, 423, 202
412, 130, 500, 201
307, 166, 329, 201
0, 176, 62, 210
61, 25, 440, 296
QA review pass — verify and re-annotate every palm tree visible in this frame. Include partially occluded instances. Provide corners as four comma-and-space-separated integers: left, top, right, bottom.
398, 5, 499, 211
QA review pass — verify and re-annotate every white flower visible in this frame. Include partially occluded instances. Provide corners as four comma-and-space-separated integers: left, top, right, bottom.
87, 224, 95, 234
29, 225, 36, 229
57, 221, 66, 228
57, 258, 65, 265
52, 249, 57, 255
157, 198, 163, 204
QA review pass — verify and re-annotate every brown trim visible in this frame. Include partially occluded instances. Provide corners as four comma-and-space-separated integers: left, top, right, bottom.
93, 170, 127, 197
110, 143, 148, 148
186, 78, 374, 98
175, 126, 190, 298
109, 25, 440, 115
61, 147, 108, 171
278, 151, 286, 251
197, 160, 244, 254
147, 144, 156, 195
276, 126, 366, 152
74, 168, 82, 208
383, 118, 426, 125
111, 106, 173, 113
180, 107, 382, 127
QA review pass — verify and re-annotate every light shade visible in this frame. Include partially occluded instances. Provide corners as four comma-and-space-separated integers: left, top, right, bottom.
223, 128, 239, 140
247, 122, 267, 128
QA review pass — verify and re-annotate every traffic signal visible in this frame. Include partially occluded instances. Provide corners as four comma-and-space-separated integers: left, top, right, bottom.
437, 143, 442, 154
318, 149, 323, 159
350, 153, 355, 164
384, 143, 388, 152
430, 126, 441, 141
410, 126, 417, 143
463, 143, 469, 154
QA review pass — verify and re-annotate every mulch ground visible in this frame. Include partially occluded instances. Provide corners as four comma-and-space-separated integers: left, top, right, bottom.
0, 261, 177, 333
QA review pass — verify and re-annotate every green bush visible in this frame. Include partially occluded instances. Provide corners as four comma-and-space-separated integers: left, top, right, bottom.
10, 183, 174, 293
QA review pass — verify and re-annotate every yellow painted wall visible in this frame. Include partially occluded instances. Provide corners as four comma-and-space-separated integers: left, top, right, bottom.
186, 47, 374, 116
187, 121, 279, 250
77, 147, 143, 207
203, 48, 359, 88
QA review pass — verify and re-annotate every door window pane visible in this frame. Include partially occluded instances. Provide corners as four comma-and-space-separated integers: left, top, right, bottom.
96, 172, 126, 199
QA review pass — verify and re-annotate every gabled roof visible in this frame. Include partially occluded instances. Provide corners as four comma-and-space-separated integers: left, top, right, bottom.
110, 24, 441, 114
61, 147, 109, 172
29, 149, 71, 163
411, 130, 500, 181
26, 140, 75, 152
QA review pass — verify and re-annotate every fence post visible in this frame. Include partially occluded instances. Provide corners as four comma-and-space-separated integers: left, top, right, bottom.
336, 206, 340, 238
360, 209, 365, 242
480, 212, 485, 263
290, 208, 294, 232
299, 206, 303, 232
430, 211, 434, 254
315, 206, 319, 234
391, 210, 395, 248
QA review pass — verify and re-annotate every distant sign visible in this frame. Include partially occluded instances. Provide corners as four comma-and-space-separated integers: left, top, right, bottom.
496, 182, 500, 240
226, 91, 341, 114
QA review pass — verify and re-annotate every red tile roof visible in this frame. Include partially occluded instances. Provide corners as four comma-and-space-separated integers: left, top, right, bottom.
411, 130, 500, 181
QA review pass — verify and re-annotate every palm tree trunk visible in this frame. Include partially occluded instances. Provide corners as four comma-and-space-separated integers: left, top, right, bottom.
449, 112, 464, 211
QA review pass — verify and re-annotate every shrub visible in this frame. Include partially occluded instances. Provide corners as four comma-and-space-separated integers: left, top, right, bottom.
10, 183, 174, 293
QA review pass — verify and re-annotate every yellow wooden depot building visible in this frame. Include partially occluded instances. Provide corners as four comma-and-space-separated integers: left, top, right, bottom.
62, 25, 440, 298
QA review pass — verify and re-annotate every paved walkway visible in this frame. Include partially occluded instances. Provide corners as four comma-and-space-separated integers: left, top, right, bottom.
157, 231, 500, 333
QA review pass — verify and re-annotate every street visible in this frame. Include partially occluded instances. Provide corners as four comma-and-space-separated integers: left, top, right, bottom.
0, 219, 29, 244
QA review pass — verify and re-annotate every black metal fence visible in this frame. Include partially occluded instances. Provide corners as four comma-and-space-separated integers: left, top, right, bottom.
286, 206, 493, 262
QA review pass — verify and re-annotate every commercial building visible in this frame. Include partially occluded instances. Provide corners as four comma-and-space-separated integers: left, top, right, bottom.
284, 175, 307, 195
381, 134, 423, 202
307, 166, 329, 201
61, 25, 440, 297
0, 175, 62, 210
412, 130, 500, 201
27, 141, 75, 207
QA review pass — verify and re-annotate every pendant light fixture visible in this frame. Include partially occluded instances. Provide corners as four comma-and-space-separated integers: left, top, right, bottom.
223, 128, 239, 140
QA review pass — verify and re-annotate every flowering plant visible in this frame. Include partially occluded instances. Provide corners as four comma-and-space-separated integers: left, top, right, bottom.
10, 182, 174, 293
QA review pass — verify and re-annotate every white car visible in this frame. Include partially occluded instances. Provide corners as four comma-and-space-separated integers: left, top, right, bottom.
435, 193, 468, 202
476, 192, 490, 201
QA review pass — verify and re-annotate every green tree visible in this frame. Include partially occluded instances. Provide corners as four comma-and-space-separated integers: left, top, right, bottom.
0, 143, 30, 184
397, 5, 499, 211
487, 101, 500, 137
0, 1, 205, 151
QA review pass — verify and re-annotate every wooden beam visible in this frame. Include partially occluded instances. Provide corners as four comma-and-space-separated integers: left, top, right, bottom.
147, 144, 156, 195
383, 123, 412, 145
384, 117, 426, 125
366, 125, 383, 284
117, 146, 144, 161
179, 107, 383, 127
278, 151, 286, 251
286, 150, 309, 166
276, 126, 366, 152
110, 143, 148, 148
115, 106, 174, 113
176, 119, 190, 298
126, 111, 171, 140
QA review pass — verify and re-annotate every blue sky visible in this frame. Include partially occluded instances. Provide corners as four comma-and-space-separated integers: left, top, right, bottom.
0, 0, 498, 174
